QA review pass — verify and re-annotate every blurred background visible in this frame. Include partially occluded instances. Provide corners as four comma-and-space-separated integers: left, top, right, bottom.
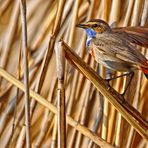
0, 0, 148, 147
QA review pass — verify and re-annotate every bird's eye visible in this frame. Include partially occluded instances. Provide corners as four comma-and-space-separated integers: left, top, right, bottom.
92, 24, 98, 28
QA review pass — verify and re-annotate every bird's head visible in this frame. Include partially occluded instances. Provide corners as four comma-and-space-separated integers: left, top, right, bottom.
76, 19, 111, 38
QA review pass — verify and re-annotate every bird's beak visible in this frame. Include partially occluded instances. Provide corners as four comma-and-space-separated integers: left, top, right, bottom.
76, 23, 88, 28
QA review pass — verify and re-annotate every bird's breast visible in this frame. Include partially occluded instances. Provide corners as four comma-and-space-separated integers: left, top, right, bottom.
90, 48, 95, 58
86, 40, 95, 59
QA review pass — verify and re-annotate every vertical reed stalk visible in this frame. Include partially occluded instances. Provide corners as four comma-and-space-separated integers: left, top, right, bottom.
20, 0, 31, 147
51, 116, 58, 148
0, 0, 19, 69
55, 42, 66, 148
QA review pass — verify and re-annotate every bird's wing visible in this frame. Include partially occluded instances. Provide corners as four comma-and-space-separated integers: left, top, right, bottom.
112, 27, 148, 48
92, 34, 148, 67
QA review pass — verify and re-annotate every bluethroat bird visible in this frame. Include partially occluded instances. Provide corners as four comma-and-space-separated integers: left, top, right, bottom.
77, 19, 148, 95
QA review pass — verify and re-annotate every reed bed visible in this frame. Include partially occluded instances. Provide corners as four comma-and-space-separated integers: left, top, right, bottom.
0, 0, 148, 148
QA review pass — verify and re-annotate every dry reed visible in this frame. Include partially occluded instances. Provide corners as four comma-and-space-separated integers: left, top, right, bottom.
0, 0, 147, 148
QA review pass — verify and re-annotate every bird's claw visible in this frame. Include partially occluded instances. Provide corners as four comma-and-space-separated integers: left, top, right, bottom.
104, 78, 112, 83
120, 94, 126, 103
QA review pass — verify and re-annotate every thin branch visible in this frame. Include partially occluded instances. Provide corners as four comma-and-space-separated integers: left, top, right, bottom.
20, 0, 31, 147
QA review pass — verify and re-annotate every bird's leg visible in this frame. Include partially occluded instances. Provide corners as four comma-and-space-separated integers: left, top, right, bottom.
105, 72, 132, 82
121, 71, 134, 96
105, 71, 134, 97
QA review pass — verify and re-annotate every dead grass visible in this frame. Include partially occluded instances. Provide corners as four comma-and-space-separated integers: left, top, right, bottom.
0, 0, 148, 147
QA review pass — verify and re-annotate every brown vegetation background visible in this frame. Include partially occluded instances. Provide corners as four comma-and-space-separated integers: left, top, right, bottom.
0, 0, 148, 147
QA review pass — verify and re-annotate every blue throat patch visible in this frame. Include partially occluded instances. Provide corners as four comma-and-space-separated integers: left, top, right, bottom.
85, 28, 96, 47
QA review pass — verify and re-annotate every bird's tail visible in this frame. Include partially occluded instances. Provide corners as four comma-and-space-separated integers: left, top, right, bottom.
143, 72, 148, 79
140, 66, 148, 79
144, 74, 148, 79
142, 69, 148, 79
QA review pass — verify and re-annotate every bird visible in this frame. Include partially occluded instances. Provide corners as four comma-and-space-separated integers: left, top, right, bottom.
76, 19, 148, 95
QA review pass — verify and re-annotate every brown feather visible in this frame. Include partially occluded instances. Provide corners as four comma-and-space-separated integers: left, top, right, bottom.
112, 27, 148, 48
88, 33, 148, 71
